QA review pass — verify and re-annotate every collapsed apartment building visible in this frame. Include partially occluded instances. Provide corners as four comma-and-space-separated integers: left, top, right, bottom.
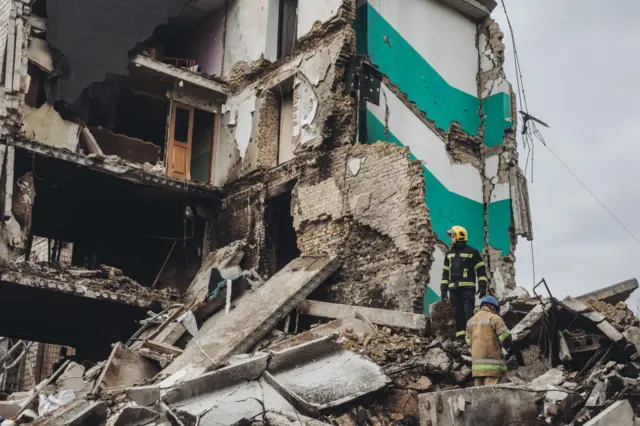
0, 0, 620, 424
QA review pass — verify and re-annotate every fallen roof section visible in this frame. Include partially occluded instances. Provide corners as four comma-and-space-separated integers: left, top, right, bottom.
10, 138, 222, 199
160, 256, 340, 383
577, 278, 639, 306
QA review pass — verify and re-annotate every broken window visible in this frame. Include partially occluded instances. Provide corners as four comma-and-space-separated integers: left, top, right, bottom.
168, 102, 217, 183
277, 0, 298, 59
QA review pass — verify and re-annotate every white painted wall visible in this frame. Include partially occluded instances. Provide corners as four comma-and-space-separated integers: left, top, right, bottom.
484, 154, 510, 203
368, 83, 483, 203
368, 0, 478, 96
297, 0, 343, 39
223, 0, 271, 76
428, 246, 446, 298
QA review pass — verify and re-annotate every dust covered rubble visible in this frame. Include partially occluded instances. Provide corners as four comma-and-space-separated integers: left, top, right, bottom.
4, 269, 640, 426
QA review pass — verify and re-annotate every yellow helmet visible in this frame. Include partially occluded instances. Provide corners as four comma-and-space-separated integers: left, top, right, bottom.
447, 226, 468, 242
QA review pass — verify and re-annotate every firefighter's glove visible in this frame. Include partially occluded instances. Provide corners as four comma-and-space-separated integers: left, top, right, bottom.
441, 289, 448, 302
477, 287, 487, 299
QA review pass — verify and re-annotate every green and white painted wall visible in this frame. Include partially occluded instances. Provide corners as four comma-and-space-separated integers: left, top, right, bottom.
355, 0, 526, 313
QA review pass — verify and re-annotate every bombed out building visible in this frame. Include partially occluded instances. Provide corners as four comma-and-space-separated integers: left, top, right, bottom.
0, 0, 531, 392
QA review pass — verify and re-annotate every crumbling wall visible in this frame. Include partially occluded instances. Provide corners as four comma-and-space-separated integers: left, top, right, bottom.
214, 26, 355, 186
356, 0, 527, 312
0, 0, 30, 135
478, 17, 532, 293
293, 143, 432, 313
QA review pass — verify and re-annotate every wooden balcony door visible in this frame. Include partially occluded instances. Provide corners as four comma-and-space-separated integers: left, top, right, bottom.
167, 103, 194, 180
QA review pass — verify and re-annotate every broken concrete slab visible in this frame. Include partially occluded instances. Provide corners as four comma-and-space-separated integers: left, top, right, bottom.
110, 406, 161, 426
93, 343, 160, 394
160, 256, 339, 383
418, 386, 540, 426
297, 300, 427, 331
268, 315, 376, 352
557, 330, 573, 363
66, 401, 107, 426
511, 301, 553, 343
163, 353, 296, 426
56, 362, 86, 393
584, 399, 634, 426
624, 326, 640, 353
585, 380, 609, 408
563, 296, 625, 343
22, 104, 81, 152
264, 337, 390, 414
577, 278, 639, 306
126, 385, 160, 407
528, 368, 565, 391
31, 400, 91, 426
132, 55, 229, 97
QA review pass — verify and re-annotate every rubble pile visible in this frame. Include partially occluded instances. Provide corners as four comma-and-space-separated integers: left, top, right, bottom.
1, 246, 640, 425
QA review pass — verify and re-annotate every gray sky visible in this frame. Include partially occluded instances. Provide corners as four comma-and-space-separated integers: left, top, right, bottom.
493, 1, 640, 302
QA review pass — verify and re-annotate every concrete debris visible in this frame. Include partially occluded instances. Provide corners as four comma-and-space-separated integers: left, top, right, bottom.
296, 300, 427, 331
91, 343, 160, 394
419, 386, 540, 426
577, 278, 639, 305
160, 256, 340, 384
584, 399, 635, 426
3, 264, 640, 426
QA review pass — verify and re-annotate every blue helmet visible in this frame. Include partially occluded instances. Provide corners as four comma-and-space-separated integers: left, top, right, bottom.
481, 295, 500, 309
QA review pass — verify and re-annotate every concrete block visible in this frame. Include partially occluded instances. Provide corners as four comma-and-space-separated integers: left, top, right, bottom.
125, 385, 161, 407
584, 399, 634, 426
419, 386, 540, 426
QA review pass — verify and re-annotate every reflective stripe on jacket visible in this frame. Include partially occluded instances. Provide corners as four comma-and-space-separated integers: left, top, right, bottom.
440, 242, 488, 293
466, 309, 511, 378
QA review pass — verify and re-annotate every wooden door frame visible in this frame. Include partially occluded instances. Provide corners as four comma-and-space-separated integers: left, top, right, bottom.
167, 102, 194, 180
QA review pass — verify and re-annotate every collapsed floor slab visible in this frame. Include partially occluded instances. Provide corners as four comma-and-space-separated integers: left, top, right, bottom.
265, 337, 390, 414
159, 256, 340, 383
162, 337, 389, 424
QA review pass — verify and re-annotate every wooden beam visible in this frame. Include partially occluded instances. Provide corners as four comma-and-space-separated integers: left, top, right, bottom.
297, 300, 427, 331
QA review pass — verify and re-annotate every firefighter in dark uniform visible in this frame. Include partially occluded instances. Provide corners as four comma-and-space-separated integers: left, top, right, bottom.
440, 226, 489, 341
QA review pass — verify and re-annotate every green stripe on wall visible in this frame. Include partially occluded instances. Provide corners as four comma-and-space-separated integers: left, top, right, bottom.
367, 110, 486, 251
488, 199, 512, 256
359, 4, 512, 147
423, 285, 440, 315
